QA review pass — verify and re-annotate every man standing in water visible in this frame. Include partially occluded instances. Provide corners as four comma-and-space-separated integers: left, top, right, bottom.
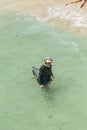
37, 57, 54, 88
65, 0, 86, 8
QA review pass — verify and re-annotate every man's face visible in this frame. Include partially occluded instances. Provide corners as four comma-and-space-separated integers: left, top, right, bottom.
45, 62, 51, 66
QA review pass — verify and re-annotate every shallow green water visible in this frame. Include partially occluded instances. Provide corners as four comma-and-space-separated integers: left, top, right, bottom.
0, 11, 87, 130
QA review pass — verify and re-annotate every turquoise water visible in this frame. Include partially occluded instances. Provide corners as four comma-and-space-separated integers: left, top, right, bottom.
0, 11, 87, 130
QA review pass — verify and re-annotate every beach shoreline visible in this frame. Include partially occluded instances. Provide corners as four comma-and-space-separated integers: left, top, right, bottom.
16, 0, 87, 34
0, 0, 87, 34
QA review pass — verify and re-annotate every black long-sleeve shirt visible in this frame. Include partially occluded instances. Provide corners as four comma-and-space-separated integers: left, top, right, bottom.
39, 65, 53, 82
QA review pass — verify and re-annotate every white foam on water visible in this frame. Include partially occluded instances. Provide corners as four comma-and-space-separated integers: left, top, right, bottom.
43, 5, 87, 28
28, 13, 43, 22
